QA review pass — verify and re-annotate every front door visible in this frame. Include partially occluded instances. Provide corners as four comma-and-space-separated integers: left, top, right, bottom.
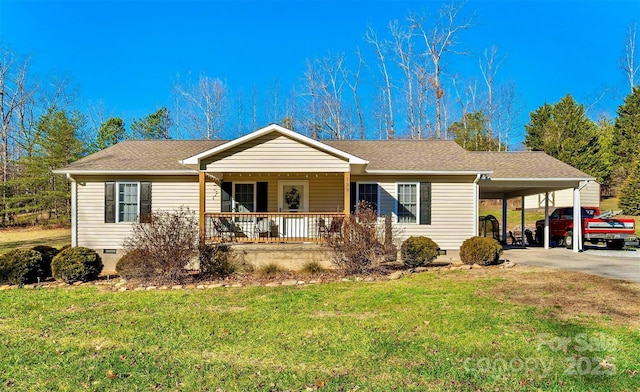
278, 181, 309, 238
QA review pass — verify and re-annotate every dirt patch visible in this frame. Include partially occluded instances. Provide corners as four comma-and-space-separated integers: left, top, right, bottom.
467, 266, 640, 327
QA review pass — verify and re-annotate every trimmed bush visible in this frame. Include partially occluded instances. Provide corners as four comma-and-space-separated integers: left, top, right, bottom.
0, 249, 45, 285
459, 236, 503, 266
401, 236, 440, 268
51, 247, 103, 283
115, 250, 152, 280
199, 243, 247, 277
31, 245, 60, 278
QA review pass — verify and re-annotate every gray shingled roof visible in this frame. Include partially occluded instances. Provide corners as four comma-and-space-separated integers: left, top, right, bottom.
60, 137, 592, 180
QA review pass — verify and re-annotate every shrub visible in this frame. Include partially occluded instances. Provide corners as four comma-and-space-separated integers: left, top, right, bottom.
123, 208, 199, 283
301, 260, 326, 274
199, 242, 247, 277
0, 249, 46, 285
51, 247, 103, 283
459, 236, 503, 266
31, 245, 60, 278
401, 236, 440, 268
115, 250, 152, 280
326, 201, 396, 275
257, 262, 285, 276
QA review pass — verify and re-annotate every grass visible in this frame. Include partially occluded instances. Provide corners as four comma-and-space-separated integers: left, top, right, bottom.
0, 227, 70, 255
1, 268, 638, 391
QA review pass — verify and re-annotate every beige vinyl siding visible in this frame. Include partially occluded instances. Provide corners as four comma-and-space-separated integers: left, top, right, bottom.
75, 175, 205, 250
354, 175, 477, 250
204, 134, 349, 172
524, 181, 600, 209
219, 174, 345, 212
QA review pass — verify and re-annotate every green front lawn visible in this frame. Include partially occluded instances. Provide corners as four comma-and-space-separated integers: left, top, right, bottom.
1, 269, 638, 391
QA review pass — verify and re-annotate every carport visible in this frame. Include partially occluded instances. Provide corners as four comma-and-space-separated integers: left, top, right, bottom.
471, 151, 595, 253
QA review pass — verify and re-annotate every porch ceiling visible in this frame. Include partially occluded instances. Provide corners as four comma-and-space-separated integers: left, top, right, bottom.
478, 179, 584, 200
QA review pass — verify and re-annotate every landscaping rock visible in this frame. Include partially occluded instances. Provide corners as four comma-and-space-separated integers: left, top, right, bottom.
196, 285, 205, 290
158, 286, 169, 290
119, 287, 128, 292
364, 277, 375, 282
265, 282, 280, 287
0, 285, 11, 291
414, 267, 430, 272
134, 287, 145, 291
207, 283, 224, 288
472, 263, 484, 269
230, 283, 243, 288
388, 271, 404, 280
172, 285, 183, 290
281, 279, 298, 286
296, 281, 305, 285
146, 286, 157, 291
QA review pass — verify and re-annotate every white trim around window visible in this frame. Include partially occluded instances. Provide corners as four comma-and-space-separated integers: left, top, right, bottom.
116, 181, 140, 223
396, 182, 419, 224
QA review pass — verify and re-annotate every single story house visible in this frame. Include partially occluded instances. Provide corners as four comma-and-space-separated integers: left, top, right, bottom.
56, 124, 594, 271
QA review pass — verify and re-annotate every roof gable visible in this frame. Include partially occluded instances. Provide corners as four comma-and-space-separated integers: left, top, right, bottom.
180, 124, 368, 168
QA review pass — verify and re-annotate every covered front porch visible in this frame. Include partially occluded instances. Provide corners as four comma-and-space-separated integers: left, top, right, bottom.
198, 171, 352, 244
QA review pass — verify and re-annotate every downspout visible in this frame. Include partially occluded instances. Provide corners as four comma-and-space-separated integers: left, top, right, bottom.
473, 174, 481, 239
67, 173, 78, 247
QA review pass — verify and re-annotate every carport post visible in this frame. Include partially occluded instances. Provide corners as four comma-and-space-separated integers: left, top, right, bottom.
544, 192, 550, 249
502, 198, 508, 245
573, 187, 582, 252
521, 196, 525, 248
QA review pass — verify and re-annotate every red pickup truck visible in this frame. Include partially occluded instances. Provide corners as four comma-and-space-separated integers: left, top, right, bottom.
535, 207, 637, 249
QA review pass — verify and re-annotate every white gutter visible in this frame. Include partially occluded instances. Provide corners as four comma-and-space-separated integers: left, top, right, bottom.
365, 170, 493, 175
52, 169, 198, 176
487, 177, 594, 182
67, 174, 78, 247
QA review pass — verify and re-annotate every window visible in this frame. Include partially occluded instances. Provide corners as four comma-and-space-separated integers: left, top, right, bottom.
397, 183, 417, 223
105, 181, 151, 223
233, 183, 255, 212
118, 183, 139, 222
357, 183, 379, 213
396, 182, 431, 225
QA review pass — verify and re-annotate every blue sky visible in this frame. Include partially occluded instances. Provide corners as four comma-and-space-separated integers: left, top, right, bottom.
1, 0, 639, 145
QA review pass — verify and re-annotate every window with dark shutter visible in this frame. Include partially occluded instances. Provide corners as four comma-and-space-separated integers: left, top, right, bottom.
105, 182, 116, 223
419, 182, 431, 225
221, 181, 232, 212
256, 182, 268, 212
139, 182, 152, 222
349, 181, 356, 214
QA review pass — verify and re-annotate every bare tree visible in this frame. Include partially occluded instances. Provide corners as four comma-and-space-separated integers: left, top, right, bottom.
174, 74, 228, 139
390, 20, 420, 138
478, 46, 505, 141
343, 47, 366, 139
621, 22, 639, 92
366, 25, 395, 139
410, 3, 473, 139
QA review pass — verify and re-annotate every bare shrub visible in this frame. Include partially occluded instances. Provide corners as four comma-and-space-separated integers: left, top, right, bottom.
123, 208, 199, 283
257, 262, 285, 276
326, 201, 396, 275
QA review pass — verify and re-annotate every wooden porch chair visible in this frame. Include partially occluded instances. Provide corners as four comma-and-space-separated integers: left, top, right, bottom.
317, 217, 344, 238
509, 231, 522, 245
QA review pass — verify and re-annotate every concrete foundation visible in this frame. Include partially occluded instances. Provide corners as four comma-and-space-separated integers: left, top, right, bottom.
231, 243, 334, 271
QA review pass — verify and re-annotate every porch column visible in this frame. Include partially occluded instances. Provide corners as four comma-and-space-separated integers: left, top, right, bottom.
344, 172, 351, 217
520, 195, 525, 248
573, 187, 582, 252
544, 192, 550, 249
501, 198, 508, 245
199, 171, 206, 238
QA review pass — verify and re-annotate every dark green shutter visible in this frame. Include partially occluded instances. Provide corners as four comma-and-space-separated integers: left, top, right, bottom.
105, 182, 116, 223
256, 182, 268, 212
140, 182, 152, 222
350, 181, 357, 214
221, 181, 232, 212
419, 182, 431, 225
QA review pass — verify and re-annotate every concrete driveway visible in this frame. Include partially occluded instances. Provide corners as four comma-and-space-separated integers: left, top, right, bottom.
503, 246, 640, 282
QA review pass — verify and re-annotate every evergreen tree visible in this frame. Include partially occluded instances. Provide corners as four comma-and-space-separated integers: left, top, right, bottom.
131, 107, 171, 139
90, 117, 126, 152
612, 86, 640, 191
7, 109, 84, 223
618, 158, 640, 215
449, 111, 502, 151
523, 94, 602, 182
